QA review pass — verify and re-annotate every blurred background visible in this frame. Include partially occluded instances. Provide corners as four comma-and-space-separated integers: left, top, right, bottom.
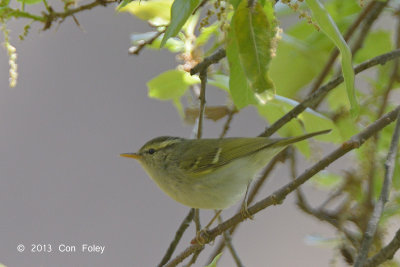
0, 2, 394, 267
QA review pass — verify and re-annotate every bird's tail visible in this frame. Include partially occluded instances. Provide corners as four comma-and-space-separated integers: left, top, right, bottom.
274, 129, 331, 147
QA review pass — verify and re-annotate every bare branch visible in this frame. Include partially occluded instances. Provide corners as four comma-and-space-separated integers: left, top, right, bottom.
43, 0, 117, 30
158, 209, 195, 267
354, 111, 400, 267
129, 30, 165, 55
219, 109, 237, 139
190, 48, 226, 75
364, 227, 400, 267
183, 248, 203, 267
196, 70, 207, 139
164, 244, 203, 267
215, 214, 244, 267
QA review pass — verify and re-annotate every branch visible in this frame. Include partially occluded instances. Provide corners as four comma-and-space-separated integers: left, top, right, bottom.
4, 8, 46, 21
165, 105, 400, 266
43, 0, 116, 30
364, 227, 400, 267
260, 49, 400, 137
184, 247, 203, 267
354, 111, 400, 267
158, 209, 195, 267
219, 216, 244, 267
164, 244, 203, 267
377, 16, 400, 119
196, 69, 207, 139
350, 1, 388, 57
219, 109, 237, 138
190, 48, 226, 75
129, 30, 165, 55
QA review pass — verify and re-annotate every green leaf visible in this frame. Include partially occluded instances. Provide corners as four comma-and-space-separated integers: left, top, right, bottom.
0, 0, 10, 7
231, 0, 276, 102
160, 0, 200, 47
208, 74, 229, 92
118, 0, 172, 26
130, 32, 184, 53
229, 0, 240, 9
311, 171, 343, 189
16, 0, 41, 4
147, 69, 199, 100
205, 253, 222, 267
226, 19, 257, 109
147, 69, 199, 116
257, 102, 309, 156
257, 95, 340, 156
354, 30, 393, 63
195, 23, 219, 47
270, 33, 331, 97
305, 0, 358, 116
326, 0, 361, 21
117, 0, 134, 9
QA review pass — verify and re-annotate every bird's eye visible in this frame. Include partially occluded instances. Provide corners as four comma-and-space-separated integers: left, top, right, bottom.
148, 148, 156, 154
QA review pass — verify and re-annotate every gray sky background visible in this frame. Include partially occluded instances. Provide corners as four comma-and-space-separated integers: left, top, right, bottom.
0, 3, 395, 267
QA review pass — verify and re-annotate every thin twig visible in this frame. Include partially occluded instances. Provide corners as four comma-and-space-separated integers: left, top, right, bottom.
354, 112, 400, 267
158, 209, 195, 267
219, 109, 237, 139
52, 0, 112, 19
350, 1, 388, 56
165, 105, 400, 266
296, 188, 359, 248
364, 11, 400, 216
184, 248, 203, 267
42, 0, 51, 13
190, 48, 226, 75
164, 244, 203, 267
197, 69, 207, 139
194, 209, 201, 233
260, 49, 400, 137
364, 227, 400, 267
192, 68, 207, 260
377, 15, 400, 119
218, 215, 244, 267
129, 30, 166, 55
192, 0, 209, 15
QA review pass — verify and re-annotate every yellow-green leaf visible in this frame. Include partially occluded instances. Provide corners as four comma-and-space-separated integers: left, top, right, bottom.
16, 0, 41, 4
305, 0, 358, 116
147, 69, 199, 100
226, 20, 257, 108
232, 0, 276, 101
160, 0, 200, 47
118, 0, 172, 26
311, 171, 343, 189
205, 253, 222, 267
257, 95, 340, 157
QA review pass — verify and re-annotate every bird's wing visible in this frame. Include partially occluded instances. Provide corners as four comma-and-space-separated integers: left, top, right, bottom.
178, 138, 277, 175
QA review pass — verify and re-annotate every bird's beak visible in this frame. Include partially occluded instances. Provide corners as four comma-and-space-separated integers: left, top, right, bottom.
120, 153, 141, 160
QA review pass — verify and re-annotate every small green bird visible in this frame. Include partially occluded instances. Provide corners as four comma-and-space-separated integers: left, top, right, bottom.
121, 129, 330, 210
